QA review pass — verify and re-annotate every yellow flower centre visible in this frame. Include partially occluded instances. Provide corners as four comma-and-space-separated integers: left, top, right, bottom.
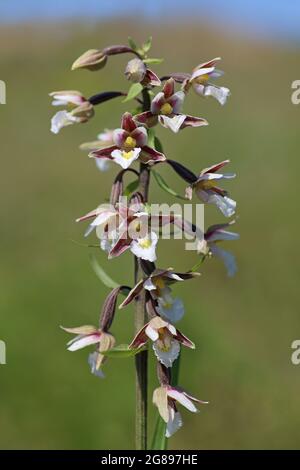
139, 238, 152, 249
154, 277, 166, 290
157, 328, 172, 352
198, 179, 216, 190
124, 136, 136, 150
195, 73, 210, 85
122, 150, 134, 160
160, 102, 173, 115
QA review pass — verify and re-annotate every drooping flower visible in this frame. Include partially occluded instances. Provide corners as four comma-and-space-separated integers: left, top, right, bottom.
153, 385, 208, 437
89, 112, 166, 169
198, 221, 239, 276
184, 57, 230, 105
129, 316, 194, 368
61, 325, 115, 377
185, 159, 236, 217
135, 78, 208, 133
50, 91, 94, 134
164, 58, 230, 105
79, 129, 115, 172
120, 267, 199, 322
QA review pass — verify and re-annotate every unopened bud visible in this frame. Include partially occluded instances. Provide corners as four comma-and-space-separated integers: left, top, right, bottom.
71, 102, 94, 122
125, 58, 147, 83
71, 49, 107, 71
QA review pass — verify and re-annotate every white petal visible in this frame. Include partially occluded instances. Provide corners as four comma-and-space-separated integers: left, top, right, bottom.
204, 85, 230, 105
130, 231, 158, 262
190, 66, 215, 81
208, 230, 239, 242
111, 148, 141, 169
210, 245, 237, 277
197, 190, 236, 217
88, 352, 105, 378
95, 158, 110, 172
145, 325, 159, 342
158, 114, 186, 133
166, 409, 183, 438
153, 339, 180, 368
143, 278, 157, 291
50, 110, 74, 134
67, 333, 101, 351
157, 297, 185, 323
167, 389, 198, 413
91, 210, 115, 227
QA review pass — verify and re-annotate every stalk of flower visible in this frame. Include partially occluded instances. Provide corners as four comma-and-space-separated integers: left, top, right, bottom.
162, 57, 230, 106
153, 363, 208, 437
185, 159, 236, 217
129, 315, 195, 368
89, 112, 166, 169
135, 78, 208, 133
197, 221, 240, 276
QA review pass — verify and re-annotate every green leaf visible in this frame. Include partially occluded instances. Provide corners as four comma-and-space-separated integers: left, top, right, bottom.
154, 136, 164, 153
144, 58, 164, 65
124, 179, 139, 197
152, 170, 187, 201
101, 344, 146, 358
89, 254, 119, 289
128, 36, 138, 51
147, 128, 156, 148
143, 36, 152, 53
123, 83, 143, 103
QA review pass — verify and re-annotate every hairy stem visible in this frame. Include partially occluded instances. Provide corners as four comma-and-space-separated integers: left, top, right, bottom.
134, 88, 151, 450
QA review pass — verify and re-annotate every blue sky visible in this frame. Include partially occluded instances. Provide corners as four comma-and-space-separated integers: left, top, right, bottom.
1, 0, 300, 42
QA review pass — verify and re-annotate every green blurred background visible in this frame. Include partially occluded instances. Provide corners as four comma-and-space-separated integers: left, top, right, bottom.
1, 10, 300, 449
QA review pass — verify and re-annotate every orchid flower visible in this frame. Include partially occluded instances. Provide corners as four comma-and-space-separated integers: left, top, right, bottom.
153, 385, 208, 437
61, 325, 115, 378
198, 222, 240, 276
50, 91, 94, 134
135, 78, 208, 133
89, 112, 165, 169
120, 267, 199, 322
185, 159, 236, 217
129, 316, 195, 368
184, 57, 230, 105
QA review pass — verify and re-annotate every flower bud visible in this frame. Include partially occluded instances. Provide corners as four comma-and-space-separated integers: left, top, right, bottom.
125, 58, 147, 83
71, 49, 107, 71
70, 101, 94, 122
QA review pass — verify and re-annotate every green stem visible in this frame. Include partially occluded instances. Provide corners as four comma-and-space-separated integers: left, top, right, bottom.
134, 88, 151, 450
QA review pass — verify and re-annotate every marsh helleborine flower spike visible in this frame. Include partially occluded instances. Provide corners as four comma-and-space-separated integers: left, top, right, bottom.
135, 78, 208, 133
